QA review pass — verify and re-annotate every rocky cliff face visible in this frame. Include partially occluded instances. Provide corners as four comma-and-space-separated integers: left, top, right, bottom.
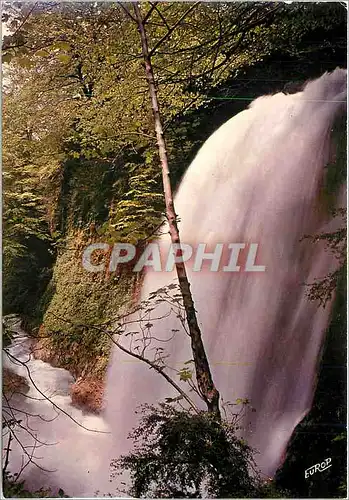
33, 330, 105, 413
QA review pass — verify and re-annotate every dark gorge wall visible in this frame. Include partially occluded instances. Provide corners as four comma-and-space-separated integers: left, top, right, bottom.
274, 112, 346, 497
275, 272, 347, 498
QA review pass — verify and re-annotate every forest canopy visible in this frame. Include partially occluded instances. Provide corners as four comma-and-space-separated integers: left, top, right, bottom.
2, 2, 347, 498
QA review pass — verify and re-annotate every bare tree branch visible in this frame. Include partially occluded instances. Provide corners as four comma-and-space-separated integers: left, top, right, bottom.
117, 2, 137, 23
143, 2, 160, 26
3, 348, 110, 435
2, 2, 38, 51
45, 309, 200, 413
149, 2, 200, 58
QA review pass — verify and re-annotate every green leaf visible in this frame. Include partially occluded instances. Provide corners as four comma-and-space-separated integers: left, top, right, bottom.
2, 52, 13, 64
53, 41, 71, 51
57, 54, 71, 64
178, 368, 192, 381
17, 57, 33, 68
35, 49, 49, 57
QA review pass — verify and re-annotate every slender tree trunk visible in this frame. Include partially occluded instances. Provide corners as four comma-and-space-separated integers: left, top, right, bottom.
133, 4, 220, 418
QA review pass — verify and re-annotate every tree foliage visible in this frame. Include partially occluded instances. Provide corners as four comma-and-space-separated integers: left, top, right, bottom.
3, 0, 345, 325
112, 403, 260, 498
1, 2, 346, 496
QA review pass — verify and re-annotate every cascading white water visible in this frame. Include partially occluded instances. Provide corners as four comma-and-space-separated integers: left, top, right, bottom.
3, 322, 111, 497
104, 68, 347, 484
4, 69, 346, 497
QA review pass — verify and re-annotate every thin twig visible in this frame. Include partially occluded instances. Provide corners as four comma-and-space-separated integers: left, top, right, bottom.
149, 2, 200, 57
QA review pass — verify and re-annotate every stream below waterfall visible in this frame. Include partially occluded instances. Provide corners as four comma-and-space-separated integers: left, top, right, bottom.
3, 322, 112, 497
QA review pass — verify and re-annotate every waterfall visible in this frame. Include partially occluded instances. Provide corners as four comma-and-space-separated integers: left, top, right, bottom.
104, 68, 346, 481
4, 69, 346, 497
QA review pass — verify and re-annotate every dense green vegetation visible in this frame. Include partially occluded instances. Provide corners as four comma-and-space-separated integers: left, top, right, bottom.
2, 2, 346, 497
112, 404, 286, 498
3, 1, 346, 373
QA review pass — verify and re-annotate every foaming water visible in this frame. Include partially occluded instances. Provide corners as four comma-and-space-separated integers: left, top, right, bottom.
4, 69, 346, 497
104, 68, 347, 483
3, 322, 110, 497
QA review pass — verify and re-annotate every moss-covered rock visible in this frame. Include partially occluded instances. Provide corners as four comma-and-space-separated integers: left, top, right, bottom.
37, 229, 137, 382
